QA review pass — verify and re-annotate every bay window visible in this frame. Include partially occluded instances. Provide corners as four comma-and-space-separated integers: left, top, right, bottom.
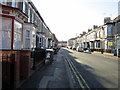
0, 17, 12, 49
28, 8, 31, 22
12, 0, 18, 8
22, 0, 26, 13
1, 0, 7, 5
13, 20, 22, 50
0, 0, 2, 4
32, 13, 34, 23
12, 0, 16, 7
25, 30, 30, 49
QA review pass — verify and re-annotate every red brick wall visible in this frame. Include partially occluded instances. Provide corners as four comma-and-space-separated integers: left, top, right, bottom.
20, 50, 31, 80
1, 50, 20, 88
1, 50, 31, 89
14, 51, 20, 88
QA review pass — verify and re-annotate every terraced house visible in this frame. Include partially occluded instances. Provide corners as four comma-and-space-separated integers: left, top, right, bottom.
67, 16, 120, 57
0, 0, 58, 89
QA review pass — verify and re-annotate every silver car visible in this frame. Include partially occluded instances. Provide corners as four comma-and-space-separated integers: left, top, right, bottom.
76, 46, 84, 52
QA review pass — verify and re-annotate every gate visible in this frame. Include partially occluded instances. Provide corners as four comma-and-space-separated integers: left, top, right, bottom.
32, 49, 46, 70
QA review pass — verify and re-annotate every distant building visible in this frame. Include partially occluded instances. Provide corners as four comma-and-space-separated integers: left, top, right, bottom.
67, 38, 76, 48
58, 41, 67, 47
67, 15, 120, 56
104, 17, 111, 24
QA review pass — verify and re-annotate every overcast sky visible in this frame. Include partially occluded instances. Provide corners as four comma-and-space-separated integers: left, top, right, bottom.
32, 0, 119, 41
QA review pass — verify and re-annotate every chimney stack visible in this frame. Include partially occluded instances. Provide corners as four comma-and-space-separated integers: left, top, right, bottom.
83, 32, 86, 35
88, 29, 92, 32
93, 25, 98, 29
104, 17, 111, 24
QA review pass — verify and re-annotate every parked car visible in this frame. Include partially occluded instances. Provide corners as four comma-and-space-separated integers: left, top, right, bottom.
76, 46, 84, 52
67, 46, 72, 49
72, 46, 76, 50
69, 46, 72, 49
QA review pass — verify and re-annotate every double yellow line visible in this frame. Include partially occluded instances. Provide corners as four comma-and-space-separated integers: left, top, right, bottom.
63, 50, 90, 88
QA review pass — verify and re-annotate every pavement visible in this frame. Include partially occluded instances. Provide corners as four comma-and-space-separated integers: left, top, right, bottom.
91, 51, 119, 60
71, 49, 119, 60
19, 49, 70, 89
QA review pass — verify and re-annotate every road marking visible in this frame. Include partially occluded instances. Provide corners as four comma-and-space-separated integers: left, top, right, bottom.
63, 50, 90, 88
69, 59, 90, 88
65, 56, 84, 88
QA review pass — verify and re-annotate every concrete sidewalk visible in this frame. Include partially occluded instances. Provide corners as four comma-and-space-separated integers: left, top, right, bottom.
68, 48, 119, 60
92, 51, 119, 60
19, 49, 70, 89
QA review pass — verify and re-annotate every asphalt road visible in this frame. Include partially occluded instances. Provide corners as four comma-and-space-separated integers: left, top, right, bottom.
63, 48, 119, 89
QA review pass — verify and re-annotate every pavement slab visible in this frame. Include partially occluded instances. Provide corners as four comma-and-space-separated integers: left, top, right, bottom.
19, 49, 70, 89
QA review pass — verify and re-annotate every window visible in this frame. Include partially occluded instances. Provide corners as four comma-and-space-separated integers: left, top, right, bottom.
0, 0, 2, 4
32, 13, 34, 23
34, 15, 37, 24
1, 0, 7, 5
22, 0, 26, 13
39, 38, 42, 42
25, 30, 30, 49
13, 20, 22, 50
28, 8, 31, 22
39, 36, 43, 48
97, 31, 99, 38
107, 24, 112, 36
95, 33, 97, 38
98, 42, 100, 48
25, 39, 30, 49
0, 17, 12, 49
12, 0, 18, 8
12, 0, 16, 7
26, 30, 30, 38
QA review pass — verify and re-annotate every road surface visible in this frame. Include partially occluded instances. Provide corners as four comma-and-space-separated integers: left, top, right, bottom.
63, 48, 119, 88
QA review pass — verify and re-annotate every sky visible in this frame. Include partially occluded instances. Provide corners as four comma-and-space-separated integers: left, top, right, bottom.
32, 0, 119, 41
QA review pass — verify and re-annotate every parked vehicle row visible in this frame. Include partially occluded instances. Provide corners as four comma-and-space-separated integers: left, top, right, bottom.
76, 46, 84, 52
67, 46, 84, 52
